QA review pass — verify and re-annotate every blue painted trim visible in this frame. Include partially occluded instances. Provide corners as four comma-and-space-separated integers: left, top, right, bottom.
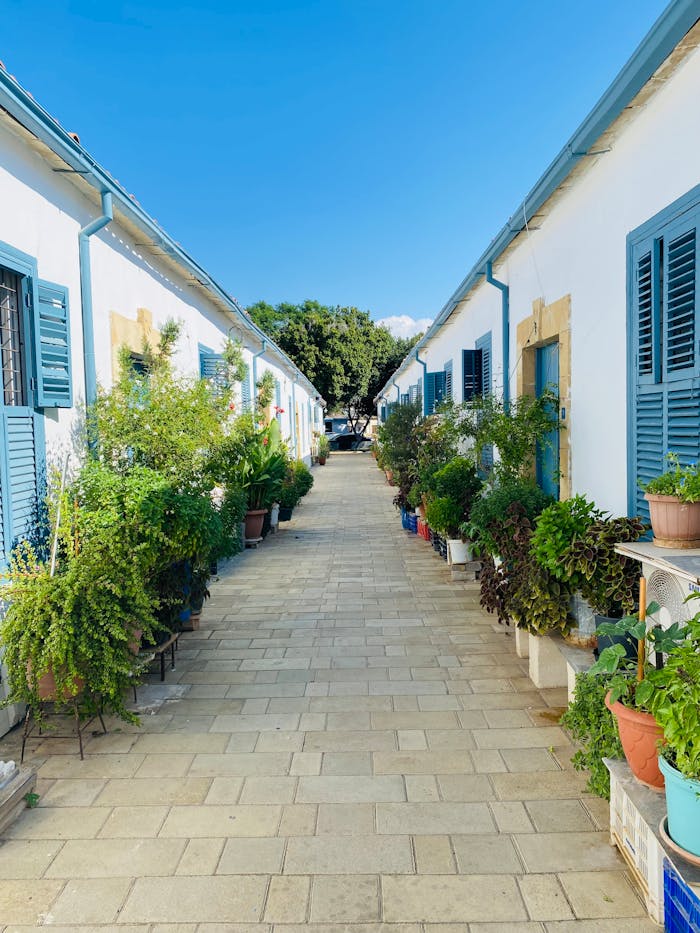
79, 191, 112, 407
375, 1, 700, 400
0, 414, 11, 567
291, 382, 297, 455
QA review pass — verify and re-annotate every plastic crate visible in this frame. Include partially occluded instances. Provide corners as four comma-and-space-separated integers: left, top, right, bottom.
664, 859, 700, 933
608, 764, 664, 923
407, 513, 418, 534
400, 508, 410, 530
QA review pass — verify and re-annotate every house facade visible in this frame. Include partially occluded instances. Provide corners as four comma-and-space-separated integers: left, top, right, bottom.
0, 64, 324, 573
376, 0, 700, 520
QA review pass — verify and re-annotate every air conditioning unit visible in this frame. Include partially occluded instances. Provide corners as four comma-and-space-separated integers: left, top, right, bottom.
641, 562, 699, 631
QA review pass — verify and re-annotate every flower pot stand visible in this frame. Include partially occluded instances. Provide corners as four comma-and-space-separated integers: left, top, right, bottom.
20, 694, 107, 763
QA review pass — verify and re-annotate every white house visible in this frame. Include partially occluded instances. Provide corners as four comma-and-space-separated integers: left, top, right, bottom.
0, 62, 324, 574
376, 0, 700, 521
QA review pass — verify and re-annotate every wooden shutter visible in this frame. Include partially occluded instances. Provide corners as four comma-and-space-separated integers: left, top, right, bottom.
444, 360, 453, 400
199, 351, 227, 392
241, 363, 252, 412
34, 281, 72, 407
665, 227, 696, 374
2, 411, 39, 549
380, 403, 387, 421
476, 332, 492, 395
462, 349, 483, 401
636, 249, 654, 377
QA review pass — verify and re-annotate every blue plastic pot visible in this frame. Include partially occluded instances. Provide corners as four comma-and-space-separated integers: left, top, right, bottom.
659, 754, 700, 858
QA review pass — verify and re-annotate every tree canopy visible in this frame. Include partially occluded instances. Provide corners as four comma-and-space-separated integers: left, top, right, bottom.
248, 300, 422, 432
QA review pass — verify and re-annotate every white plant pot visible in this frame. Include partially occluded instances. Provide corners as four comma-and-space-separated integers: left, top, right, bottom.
270, 503, 280, 529
447, 539, 472, 565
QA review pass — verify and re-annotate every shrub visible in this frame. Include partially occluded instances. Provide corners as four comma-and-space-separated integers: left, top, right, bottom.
561, 672, 624, 799
530, 495, 600, 585
429, 457, 482, 521
425, 497, 463, 538
468, 480, 553, 557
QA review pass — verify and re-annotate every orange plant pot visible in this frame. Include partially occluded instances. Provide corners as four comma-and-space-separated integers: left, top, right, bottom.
645, 493, 700, 548
605, 691, 665, 790
244, 509, 267, 540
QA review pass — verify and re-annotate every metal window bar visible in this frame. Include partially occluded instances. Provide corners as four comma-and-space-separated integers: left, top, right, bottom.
0, 268, 26, 407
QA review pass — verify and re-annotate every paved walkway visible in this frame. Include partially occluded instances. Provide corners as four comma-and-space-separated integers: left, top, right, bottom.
0, 453, 655, 931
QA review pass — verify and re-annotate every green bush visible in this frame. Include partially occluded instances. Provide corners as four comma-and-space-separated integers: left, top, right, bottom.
425, 497, 463, 538
561, 672, 624, 799
644, 452, 700, 501
531, 495, 599, 584
429, 457, 482, 521
468, 480, 553, 556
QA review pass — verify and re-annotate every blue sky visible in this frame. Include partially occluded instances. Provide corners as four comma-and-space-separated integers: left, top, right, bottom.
6, 0, 667, 333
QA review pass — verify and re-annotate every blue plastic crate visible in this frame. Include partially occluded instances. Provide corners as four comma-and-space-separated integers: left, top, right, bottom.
407, 513, 418, 534
664, 859, 700, 933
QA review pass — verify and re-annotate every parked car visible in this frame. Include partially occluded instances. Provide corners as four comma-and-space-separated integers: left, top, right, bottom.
328, 432, 371, 451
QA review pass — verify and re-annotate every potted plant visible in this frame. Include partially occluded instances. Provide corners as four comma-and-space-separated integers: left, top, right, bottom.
589, 599, 689, 789
317, 435, 330, 465
561, 671, 624, 799
427, 457, 482, 564
646, 599, 700, 858
643, 453, 700, 547
563, 515, 645, 655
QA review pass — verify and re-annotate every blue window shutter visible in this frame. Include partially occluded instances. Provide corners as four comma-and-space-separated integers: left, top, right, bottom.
635, 389, 665, 519
476, 332, 492, 395
199, 351, 227, 390
241, 363, 252, 412
380, 403, 387, 421
444, 360, 453, 400
3, 411, 39, 549
664, 226, 696, 374
462, 350, 483, 401
408, 384, 418, 403
424, 373, 435, 414
34, 281, 72, 407
401, 392, 409, 405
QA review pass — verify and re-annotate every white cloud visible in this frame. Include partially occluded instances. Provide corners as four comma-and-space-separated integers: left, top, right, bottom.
377, 314, 432, 339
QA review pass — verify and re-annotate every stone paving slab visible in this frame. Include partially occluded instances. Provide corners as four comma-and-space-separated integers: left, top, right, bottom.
0, 453, 647, 929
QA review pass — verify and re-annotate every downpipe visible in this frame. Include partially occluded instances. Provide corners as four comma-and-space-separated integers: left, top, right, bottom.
485, 260, 510, 410
79, 191, 113, 407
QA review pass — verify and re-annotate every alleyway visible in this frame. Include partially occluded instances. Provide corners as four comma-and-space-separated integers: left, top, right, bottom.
0, 453, 655, 930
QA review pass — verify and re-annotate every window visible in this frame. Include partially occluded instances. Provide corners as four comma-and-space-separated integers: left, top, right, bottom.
0, 267, 27, 407
408, 384, 418, 403
444, 360, 453, 400
629, 188, 700, 519
425, 371, 446, 413
463, 349, 483, 401
401, 392, 409, 405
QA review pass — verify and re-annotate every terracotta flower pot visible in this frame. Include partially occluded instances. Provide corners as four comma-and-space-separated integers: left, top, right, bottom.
645, 493, 700, 548
27, 662, 85, 702
244, 509, 267, 540
318, 457, 327, 465
605, 691, 665, 790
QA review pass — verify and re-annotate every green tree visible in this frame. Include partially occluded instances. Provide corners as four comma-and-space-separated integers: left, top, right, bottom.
248, 300, 421, 434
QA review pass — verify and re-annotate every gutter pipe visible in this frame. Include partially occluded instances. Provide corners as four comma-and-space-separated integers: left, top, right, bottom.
485, 260, 510, 410
291, 381, 297, 456
251, 338, 268, 405
79, 190, 113, 406
415, 349, 428, 417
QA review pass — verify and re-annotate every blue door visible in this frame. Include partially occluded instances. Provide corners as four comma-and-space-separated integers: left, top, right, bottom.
535, 342, 560, 499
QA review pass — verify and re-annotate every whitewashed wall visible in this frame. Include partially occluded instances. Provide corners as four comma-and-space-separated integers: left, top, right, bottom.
386, 42, 700, 515
0, 118, 319, 464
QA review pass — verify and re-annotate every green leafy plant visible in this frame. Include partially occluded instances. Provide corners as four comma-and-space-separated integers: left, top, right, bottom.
376, 400, 423, 494
564, 516, 645, 617
467, 479, 552, 556
561, 672, 624, 798
425, 497, 463, 538
24, 792, 40, 808
428, 457, 482, 526
478, 502, 571, 635
454, 391, 561, 482
531, 496, 600, 585
278, 460, 314, 510
643, 452, 700, 501
90, 320, 230, 483
589, 606, 689, 710
255, 370, 276, 413
317, 435, 330, 459
646, 598, 700, 779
